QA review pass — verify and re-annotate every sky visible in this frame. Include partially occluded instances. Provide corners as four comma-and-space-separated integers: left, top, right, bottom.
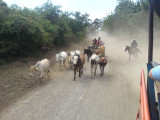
3, 0, 136, 20
3, 0, 118, 20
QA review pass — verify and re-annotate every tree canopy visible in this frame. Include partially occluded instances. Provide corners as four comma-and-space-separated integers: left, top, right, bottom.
0, 0, 91, 62
102, 0, 154, 35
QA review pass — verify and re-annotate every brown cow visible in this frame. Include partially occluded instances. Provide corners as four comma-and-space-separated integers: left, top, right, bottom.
73, 54, 85, 81
98, 56, 107, 76
41, 46, 49, 53
91, 46, 105, 57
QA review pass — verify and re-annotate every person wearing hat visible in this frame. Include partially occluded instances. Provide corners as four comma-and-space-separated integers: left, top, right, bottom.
92, 38, 97, 46
97, 37, 101, 46
131, 39, 138, 48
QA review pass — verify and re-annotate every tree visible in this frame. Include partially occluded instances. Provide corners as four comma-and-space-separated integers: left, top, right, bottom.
102, 0, 147, 35
0, 0, 91, 61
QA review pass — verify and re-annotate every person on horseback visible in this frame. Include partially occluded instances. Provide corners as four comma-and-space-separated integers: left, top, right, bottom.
92, 38, 97, 46
97, 37, 104, 46
97, 37, 101, 46
131, 39, 138, 48
131, 39, 139, 55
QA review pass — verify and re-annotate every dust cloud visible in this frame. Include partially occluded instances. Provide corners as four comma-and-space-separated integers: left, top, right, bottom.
87, 29, 160, 115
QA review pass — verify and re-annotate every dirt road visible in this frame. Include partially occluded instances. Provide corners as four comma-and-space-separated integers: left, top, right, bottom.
0, 34, 149, 120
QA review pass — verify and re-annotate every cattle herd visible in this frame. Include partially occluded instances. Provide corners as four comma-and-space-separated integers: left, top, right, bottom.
29, 38, 107, 82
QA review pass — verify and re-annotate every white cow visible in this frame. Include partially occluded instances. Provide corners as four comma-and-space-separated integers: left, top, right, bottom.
74, 50, 81, 55
68, 50, 81, 67
68, 51, 75, 64
56, 51, 67, 67
29, 58, 50, 82
90, 53, 99, 78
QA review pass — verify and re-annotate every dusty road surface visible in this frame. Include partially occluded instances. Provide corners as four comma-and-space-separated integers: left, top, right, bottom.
0, 33, 149, 120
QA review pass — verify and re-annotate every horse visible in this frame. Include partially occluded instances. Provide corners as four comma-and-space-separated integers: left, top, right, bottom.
73, 54, 85, 81
125, 46, 141, 61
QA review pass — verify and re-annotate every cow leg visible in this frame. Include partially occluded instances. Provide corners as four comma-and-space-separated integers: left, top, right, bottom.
61, 61, 63, 67
44, 71, 47, 79
91, 67, 93, 78
100, 66, 102, 76
39, 71, 44, 81
59, 62, 61, 67
81, 67, 83, 75
94, 68, 96, 76
38, 72, 43, 85
47, 70, 50, 79
87, 55, 89, 62
100, 65, 104, 76
44, 70, 49, 79
38, 78, 41, 85
101, 66, 104, 76
79, 69, 81, 78
74, 70, 76, 81
63, 60, 66, 68
103, 66, 105, 75
94, 64, 98, 76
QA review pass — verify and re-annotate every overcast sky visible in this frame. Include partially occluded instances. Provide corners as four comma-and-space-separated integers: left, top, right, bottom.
3, 0, 137, 20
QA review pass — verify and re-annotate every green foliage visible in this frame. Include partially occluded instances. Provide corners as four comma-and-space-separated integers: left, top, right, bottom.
140, 0, 149, 10
0, 13, 43, 57
102, 0, 150, 35
0, 0, 91, 61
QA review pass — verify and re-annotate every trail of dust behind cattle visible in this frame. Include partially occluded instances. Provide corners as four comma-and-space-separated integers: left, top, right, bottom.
101, 34, 148, 119
104, 33, 160, 119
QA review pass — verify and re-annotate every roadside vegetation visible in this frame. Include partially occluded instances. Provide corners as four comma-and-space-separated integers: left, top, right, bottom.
102, 0, 160, 37
0, 0, 100, 63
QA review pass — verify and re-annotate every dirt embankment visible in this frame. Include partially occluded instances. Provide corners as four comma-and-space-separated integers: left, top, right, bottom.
0, 40, 90, 112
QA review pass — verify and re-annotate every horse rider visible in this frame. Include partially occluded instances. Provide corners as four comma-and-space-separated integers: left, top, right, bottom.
131, 39, 138, 48
131, 39, 141, 54
92, 38, 97, 46
96, 37, 101, 46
